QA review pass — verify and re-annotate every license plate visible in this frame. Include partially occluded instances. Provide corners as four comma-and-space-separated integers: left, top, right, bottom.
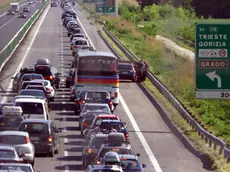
31, 137, 39, 141
122, 72, 128, 74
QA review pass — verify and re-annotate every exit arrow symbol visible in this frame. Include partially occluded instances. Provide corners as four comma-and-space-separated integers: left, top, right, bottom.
206, 71, 222, 88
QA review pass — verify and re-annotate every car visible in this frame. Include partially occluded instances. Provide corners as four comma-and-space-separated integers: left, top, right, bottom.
70, 28, 83, 41
64, 17, 74, 27
35, 58, 51, 66
72, 38, 89, 56
51, 2, 57, 7
93, 133, 135, 164
79, 103, 111, 117
70, 35, 87, 49
14, 97, 50, 120
86, 164, 123, 172
0, 144, 25, 163
75, 90, 115, 113
82, 133, 108, 167
18, 119, 61, 157
0, 163, 34, 171
18, 12, 26, 18
23, 7, 30, 12
118, 61, 137, 82
0, 106, 24, 131
34, 65, 61, 89
12, 67, 37, 92
20, 80, 44, 91
67, 24, 80, 37
119, 155, 147, 172
7, 10, 15, 15
65, 69, 74, 88
16, 73, 44, 93
32, 79, 55, 101
0, 131, 35, 166
25, 85, 49, 101
66, 20, 77, 30
80, 111, 100, 135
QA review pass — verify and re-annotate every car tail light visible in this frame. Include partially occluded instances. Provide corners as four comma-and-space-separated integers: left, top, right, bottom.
125, 134, 129, 140
82, 122, 87, 127
114, 92, 118, 98
48, 136, 52, 143
25, 136, 30, 143
96, 160, 100, 164
74, 45, 78, 48
49, 76, 54, 80
109, 101, 113, 105
77, 100, 85, 104
47, 88, 53, 92
88, 148, 92, 154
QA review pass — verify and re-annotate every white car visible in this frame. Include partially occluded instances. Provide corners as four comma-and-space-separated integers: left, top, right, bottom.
72, 38, 89, 56
14, 98, 50, 120
32, 79, 55, 101
71, 36, 86, 49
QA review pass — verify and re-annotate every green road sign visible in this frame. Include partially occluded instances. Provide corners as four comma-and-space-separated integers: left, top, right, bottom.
95, 0, 115, 13
195, 23, 230, 99
83, 0, 95, 3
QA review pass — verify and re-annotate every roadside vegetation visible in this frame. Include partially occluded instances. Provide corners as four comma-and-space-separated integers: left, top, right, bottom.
91, 0, 230, 147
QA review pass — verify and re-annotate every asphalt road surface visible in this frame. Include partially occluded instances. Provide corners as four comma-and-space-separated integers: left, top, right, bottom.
0, 2, 214, 172
0, 1, 44, 52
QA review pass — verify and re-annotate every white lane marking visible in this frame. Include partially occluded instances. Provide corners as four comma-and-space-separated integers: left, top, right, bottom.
64, 116, 69, 172
77, 12, 163, 172
0, 5, 50, 104
0, 2, 29, 18
76, 16, 95, 50
0, 16, 17, 29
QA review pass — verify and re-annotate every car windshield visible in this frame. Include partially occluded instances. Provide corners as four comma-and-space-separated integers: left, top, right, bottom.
21, 82, 43, 89
99, 148, 133, 158
91, 138, 107, 149
22, 75, 42, 81
0, 150, 16, 158
75, 40, 87, 45
74, 35, 85, 39
0, 165, 32, 171
18, 123, 49, 134
15, 102, 44, 114
0, 135, 26, 145
0, 117, 23, 128
20, 90, 45, 99
82, 105, 110, 113
119, 64, 132, 70
86, 92, 110, 100
120, 159, 142, 170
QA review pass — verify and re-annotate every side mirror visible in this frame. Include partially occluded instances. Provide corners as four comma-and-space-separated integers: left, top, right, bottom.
11, 77, 15, 79
142, 164, 147, 168
136, 153, 141, 156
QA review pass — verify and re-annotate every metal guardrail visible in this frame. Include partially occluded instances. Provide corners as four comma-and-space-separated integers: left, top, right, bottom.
0, 0, 49, 73
100, 25, 230, 162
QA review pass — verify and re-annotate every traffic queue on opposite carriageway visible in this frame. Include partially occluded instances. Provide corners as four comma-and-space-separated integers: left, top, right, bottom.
61, 1, 147, 171
0, 58, 63, 171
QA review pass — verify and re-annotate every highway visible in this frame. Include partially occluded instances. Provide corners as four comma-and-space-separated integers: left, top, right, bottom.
0, 2, 213, 172
0, 1, 44, 52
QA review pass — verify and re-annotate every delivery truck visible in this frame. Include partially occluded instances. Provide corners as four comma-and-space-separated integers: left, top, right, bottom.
10, 3, 20, 12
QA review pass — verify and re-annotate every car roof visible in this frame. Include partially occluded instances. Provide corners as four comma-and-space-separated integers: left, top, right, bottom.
97, 114, 118, 118
103, 143, 131, 148
119, 154, 138, 160
84, 103, 109, 106
0, 131, 28, 137
74, 38, 87, 41
26, 85, 44, 88
21, 119, 51, 124
0, 144, 15, 150
86, 90, 110, 93
93, 133, 108, 138
77, 51, 117, 58
22, 80, 43, 83
14, 97, 45, 103
32, 79, 50, 83
74, 33, 84, 36
101, 119, 122, 123
0, 163, 32, 166
22, 73, 42, 76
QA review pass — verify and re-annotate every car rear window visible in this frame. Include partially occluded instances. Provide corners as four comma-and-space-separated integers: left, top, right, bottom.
0, 135, 26, 145
18, 123, 49, 134
15, 102, 44, 114
21, 82, 43, 89
86, 92, 109, 100
119, 64, 132, 70
91, 138, 107, 149
35, 66, 52, 77
20, 90, 45, 99
22, 75, 43, 82
0, 165, 32, 171
0, 150, 16, 158
99, 148, 133, 158
75, 40, 87, 45
0, 117, 23, 128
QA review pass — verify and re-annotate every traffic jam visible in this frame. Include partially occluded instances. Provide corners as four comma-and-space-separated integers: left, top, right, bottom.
0, 0, 149, 171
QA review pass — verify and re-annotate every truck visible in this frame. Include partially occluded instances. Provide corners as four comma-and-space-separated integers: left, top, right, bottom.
10, 3, 20, 12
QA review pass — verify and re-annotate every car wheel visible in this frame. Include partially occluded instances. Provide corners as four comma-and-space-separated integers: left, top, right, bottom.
56, 84, 60, 89
54, 148, 59, 154
47, 149, 54, 157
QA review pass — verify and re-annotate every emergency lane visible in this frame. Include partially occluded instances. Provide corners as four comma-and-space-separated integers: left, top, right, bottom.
0, 2, 212, 172
0, 1, 44, 52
